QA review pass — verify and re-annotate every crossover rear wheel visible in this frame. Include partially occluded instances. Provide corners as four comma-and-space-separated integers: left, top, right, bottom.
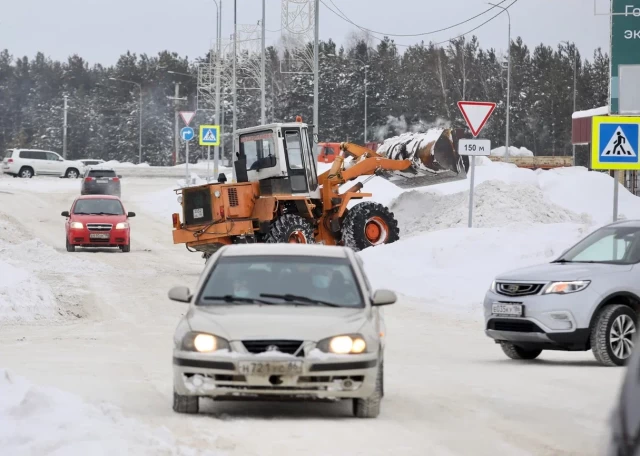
591, 304, 637, 366
19, 167, 33, 178
500, 342, 542, 360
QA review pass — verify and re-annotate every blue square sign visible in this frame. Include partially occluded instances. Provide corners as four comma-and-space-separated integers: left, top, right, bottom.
598, 122, 639, 163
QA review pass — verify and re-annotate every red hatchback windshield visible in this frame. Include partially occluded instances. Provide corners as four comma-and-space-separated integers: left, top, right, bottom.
73, 198, 124, 215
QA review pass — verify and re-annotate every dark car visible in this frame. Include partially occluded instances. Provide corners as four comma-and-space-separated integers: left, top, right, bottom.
81, 167, 121, 197
606, 331, 640, 455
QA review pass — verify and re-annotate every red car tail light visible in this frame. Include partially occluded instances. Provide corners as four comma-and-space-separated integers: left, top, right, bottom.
85, 177, 93, 182
111, 177, 119, 182
7, 158, 13, 163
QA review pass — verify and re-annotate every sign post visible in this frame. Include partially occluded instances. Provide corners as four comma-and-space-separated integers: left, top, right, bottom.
180, 126, 195, 185
199, 125, 221, 182
591, 115, 640, 221
610, 0, 640, 115
457, 101, 496, 228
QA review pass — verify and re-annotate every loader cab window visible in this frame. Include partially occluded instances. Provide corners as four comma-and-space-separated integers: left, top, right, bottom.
239, 131, 276, 171
301, 127, 318, 191
283, 129, 308, 193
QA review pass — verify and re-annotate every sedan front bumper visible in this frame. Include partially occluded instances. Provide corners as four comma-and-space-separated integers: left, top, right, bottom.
172, 351, 379, 399
68, 227, 129, 247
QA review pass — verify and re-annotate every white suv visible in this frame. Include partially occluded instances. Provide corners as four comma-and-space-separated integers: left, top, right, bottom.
2, 149, 84, 178
484, 220, 640, 366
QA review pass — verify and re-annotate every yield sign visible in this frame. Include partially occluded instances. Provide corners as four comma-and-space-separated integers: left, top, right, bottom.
179, 111, 196, 126
457, 101, 496, 137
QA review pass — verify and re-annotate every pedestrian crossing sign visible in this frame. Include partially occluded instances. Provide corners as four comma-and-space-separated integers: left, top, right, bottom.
199, 125, 221, 146
591, 116, 640, 170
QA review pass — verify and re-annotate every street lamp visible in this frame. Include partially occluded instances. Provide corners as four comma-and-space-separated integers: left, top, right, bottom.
109, 77, 142, 164
488, 2, 511, 163
562, 40, 578, 165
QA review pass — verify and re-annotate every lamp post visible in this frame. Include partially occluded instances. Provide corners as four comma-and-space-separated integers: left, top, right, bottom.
562, 40, 578, 165
211, 0, 223, 175
488, 2, 511, 163
109, 77, 142, 164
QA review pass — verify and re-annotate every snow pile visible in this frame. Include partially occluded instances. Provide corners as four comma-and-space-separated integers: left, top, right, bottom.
572, 106, 608, 119
360, 223, 590, 315
491, 146, 534, 157
0, 369, 218, 456
0, 261, 57, 323
390, 180, 588, 236
0, 176, 81, 194
103, 160, 151, 168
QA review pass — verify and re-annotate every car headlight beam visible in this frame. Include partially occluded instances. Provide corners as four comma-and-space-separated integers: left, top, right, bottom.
115, 222, 129, 229
181, 332, 230, 352
543, 280, 590, 295
70, 222, 83, 229
319, 334, 368, 354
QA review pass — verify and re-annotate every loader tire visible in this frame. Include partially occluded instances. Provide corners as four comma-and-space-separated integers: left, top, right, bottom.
342, 202, 399, 252
264, 214, 315, 244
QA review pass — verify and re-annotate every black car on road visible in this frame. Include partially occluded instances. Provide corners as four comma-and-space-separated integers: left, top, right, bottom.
81, 167, 121, 197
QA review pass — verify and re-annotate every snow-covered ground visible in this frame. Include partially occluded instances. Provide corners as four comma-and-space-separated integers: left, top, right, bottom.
0, 160, 632, 455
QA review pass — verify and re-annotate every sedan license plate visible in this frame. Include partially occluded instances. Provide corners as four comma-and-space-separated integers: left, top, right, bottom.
492, 302, 523, 317
90, 233, 110, 239
238, 361, 303, 376
97, 178, 108, 183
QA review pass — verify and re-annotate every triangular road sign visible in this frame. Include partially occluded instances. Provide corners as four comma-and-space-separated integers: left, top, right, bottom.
457, 101, 496, 137
602, 126, 637, 157
180, 111, 196, 126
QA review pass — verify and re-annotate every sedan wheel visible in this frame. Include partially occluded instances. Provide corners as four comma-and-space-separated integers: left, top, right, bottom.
610, 314, 635, 360
591, 304, 637, 366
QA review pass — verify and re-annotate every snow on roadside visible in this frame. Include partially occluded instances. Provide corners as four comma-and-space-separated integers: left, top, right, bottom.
0, 175, 82, 194
359, 223, 591, 317
0, 261, 57, 323
391, 180, 588, 236
0, 369, 219, 456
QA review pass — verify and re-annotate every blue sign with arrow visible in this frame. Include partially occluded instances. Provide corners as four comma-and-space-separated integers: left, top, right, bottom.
180, 127, 195, 141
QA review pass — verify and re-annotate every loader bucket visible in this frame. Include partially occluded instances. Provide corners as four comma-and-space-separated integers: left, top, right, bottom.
375, 129, 467, 189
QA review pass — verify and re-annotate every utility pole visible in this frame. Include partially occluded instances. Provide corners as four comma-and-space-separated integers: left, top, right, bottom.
232, 0, 237, 182
261, 0, 266, 125
213, 0, 222, 179
572, 49, 577, 165
313, 0, 319, 147
62, 95, 68, 159
174, 83, 180, 165
488, 2, 511, 163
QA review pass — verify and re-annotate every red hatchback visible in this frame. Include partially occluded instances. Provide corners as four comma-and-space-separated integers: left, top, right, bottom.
62, 195, 135, 252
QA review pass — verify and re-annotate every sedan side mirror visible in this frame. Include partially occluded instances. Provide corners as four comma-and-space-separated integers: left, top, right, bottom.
61, 211, 70, 217
168, 286, 191, 303
127, 212, 136, 217
372, 289, 397, 306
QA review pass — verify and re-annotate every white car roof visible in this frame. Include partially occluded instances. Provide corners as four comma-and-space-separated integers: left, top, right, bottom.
220, 243, 350, 258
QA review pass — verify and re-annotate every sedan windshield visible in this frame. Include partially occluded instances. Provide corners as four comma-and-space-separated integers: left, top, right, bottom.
73, 198, 124, 215
555, 226, 640, 265
199, 255, 364, 308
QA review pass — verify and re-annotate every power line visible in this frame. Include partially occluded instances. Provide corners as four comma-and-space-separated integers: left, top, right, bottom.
322, 0, 509, 38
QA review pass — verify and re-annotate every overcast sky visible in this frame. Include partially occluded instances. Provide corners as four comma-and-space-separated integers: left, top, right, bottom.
1, 0, 611, 65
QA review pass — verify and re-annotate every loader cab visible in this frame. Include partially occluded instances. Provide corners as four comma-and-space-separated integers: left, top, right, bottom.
234, 121, 320, 199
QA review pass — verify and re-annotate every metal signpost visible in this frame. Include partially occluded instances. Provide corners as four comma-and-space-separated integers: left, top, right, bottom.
457, 101, 497, 228
181, 127, 195, 184
199, 125, 221, 181
591, 115, 640, 221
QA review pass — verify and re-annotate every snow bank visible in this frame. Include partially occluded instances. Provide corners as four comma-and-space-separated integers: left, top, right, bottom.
359, 223, 591, 316
491, 146, 534, 157
0, 369, 217, 456
103, 160, 151, 168
0, 176, 81, 194
0, 260, 57, 323
391, 180, 587, 236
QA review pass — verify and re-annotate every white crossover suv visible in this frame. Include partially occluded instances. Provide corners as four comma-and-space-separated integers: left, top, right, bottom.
2, 149, 84, 178
484, 220, 640, 366
169, 243, 396, 418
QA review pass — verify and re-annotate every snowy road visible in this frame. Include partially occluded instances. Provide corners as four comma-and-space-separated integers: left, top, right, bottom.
0, 175, 625, 455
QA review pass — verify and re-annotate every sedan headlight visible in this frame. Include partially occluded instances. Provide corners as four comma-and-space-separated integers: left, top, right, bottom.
69, 222, 83, 229
115, 222, 129, 229
181, 332, 230, 353
543, 280, 590, 295
317, 334, 368, 354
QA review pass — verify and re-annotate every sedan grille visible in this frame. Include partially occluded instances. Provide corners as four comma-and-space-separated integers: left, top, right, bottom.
496, 282, 544, 297
488, 319, 543, 333
86, 223, 113, 231
242, 340, 304, 356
